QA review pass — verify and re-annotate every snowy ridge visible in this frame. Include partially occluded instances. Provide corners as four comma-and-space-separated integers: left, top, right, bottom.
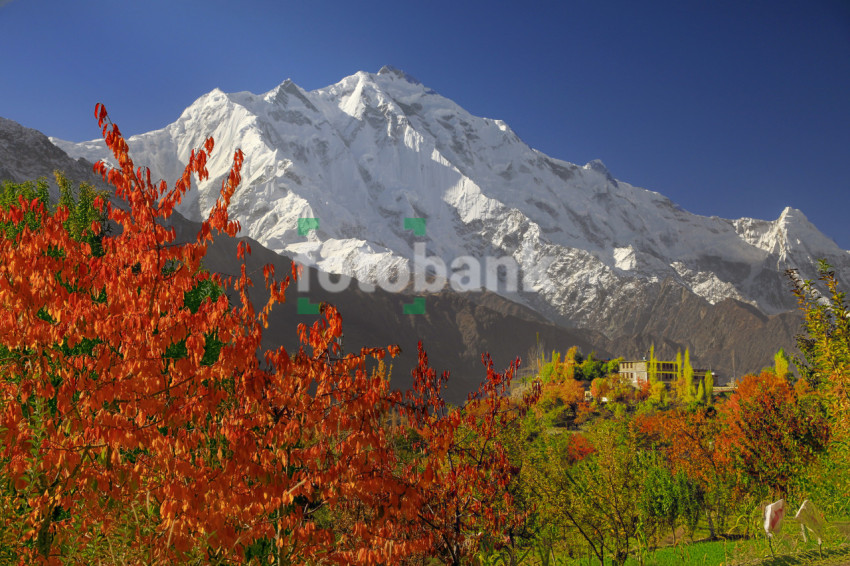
51, 67, 850, 329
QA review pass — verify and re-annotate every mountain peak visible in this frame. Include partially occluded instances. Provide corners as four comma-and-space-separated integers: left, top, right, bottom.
778, 206, 807, 223
774, 206, 836, 248
268, 79, 318, 110
376, 65, 421, 84
584, 159, 609, 174
582, 159, 618, 184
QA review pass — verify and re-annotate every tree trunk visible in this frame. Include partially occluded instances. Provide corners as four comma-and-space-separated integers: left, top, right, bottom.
705, 505, 717, 539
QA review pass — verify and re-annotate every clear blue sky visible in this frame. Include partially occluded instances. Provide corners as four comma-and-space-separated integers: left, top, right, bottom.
1, 0, 848, 247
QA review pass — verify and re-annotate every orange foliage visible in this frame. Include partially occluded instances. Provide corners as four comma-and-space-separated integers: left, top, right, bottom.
590, 377, 608, 399
638, 377, 652, 401
638, 371, 831, 506
636, 405, 750, 535
389, 347, 541, 564
637, 408, 732, 489
534, 379, 585, 417
718, 371, 829, 495
566, 433, 595, 463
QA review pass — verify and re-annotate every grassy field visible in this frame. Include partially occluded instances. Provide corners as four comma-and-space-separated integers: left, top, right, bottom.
546, 520, 850, 566
556, 541, 850, 565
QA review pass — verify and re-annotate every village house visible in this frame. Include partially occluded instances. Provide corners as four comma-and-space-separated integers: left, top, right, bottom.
618, 359, 716, 388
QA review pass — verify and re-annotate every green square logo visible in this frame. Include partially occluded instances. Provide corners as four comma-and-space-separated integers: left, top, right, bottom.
403, 297, 426, 315
404, 217, 426, 236
297, 297, 320, 315
298, 218, 319, 236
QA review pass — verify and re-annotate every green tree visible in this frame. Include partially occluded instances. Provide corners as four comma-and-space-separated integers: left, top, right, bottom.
525, 420, 645, 566
648, 345, 658, 385
580, 352, 606, 382
789, 262, 850, 401
675, 350, 683, 383
522, 431, 603, 564
565, 345, 582, 380
674, 349, 695, 403
683, 348, 695, 403
54, 171, 109, 253
649, 381, 668, 407
774, 348, 792, 380
539, 351, 562, 383
567, 345, 584, 366
605, 357, 623, 376
787, 263, 850, 513
640, 454, 677, 544
641, 460, 701, 546
673, 471, 702, 537
704, 371, 714, 404
646, 345, 668, 406
569, 421, 645, 565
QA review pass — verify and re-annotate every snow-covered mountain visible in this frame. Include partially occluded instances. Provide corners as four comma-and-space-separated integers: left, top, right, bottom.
51, 66, 849, 340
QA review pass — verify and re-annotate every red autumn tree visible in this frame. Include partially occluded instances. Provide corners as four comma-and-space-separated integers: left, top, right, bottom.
0, 103, 541, 565
0, 105, 424, 564
718, 371, 830, 497
387, 345, 540, 566
589, 377, 608, 400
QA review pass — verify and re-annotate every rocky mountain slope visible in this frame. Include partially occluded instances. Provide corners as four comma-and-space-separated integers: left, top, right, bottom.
0, 117, 100, 198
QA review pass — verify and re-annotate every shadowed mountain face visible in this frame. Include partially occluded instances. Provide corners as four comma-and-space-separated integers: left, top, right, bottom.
597, 278, 803, 381
167, 208, 809, 395
0, 117, 99, 198
168, 211, 607, 401
0, 111, 828, 395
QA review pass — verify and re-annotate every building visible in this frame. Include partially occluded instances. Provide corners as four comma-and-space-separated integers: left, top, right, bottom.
618, 359, 715, 388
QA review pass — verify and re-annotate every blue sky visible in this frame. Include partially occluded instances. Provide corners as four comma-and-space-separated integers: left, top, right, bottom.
1, 0, 848, 247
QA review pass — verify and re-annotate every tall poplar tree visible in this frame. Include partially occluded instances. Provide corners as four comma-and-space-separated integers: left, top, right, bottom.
683, 348, 695, 403
704, 371, 714, 404
775, 348, 791, 380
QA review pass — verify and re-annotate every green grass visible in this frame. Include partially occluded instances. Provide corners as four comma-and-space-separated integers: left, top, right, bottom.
554, 539, 850, 565
557, 540, 728, 565
541, 518, 850, 566
475, 515, 850, 565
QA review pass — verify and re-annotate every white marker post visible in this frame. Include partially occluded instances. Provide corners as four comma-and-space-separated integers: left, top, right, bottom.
764, 498, 786, 558
795, 499, 825, 558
